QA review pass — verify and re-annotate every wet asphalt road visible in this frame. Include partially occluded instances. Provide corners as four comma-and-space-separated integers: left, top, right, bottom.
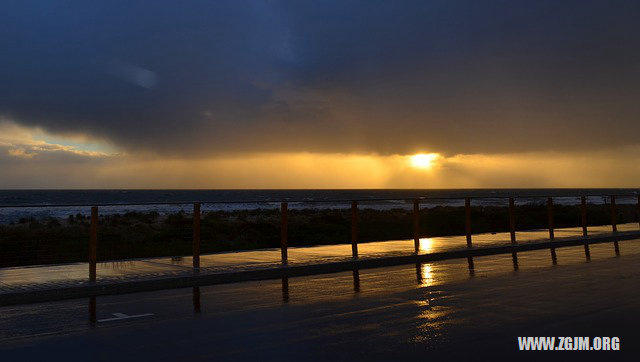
1, 243, 640, 361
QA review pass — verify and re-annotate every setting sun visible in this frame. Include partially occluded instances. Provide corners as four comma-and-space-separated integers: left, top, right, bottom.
410, 153, 439, 169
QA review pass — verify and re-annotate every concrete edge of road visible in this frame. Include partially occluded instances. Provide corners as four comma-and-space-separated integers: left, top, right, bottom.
2, 231, 639, 306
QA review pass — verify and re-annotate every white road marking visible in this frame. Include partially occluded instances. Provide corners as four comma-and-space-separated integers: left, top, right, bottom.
98, 312, 154, 323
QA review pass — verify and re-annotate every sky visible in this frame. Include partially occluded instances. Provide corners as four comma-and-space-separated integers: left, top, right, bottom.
2, 0, 640, 188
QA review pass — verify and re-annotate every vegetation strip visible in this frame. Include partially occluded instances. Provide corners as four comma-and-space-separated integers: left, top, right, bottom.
3, 203, 638, 268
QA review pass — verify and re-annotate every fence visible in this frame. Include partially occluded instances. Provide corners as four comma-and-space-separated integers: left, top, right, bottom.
2, 193, 640, 281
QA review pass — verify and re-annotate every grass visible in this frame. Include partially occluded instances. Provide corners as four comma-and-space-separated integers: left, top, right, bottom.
0, 203, 638, 267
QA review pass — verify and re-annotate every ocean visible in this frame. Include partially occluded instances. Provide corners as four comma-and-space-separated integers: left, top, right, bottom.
0, 189, 638, 224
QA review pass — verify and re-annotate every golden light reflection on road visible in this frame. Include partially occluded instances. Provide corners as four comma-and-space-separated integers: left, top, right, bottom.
418, 237, 435, 254
420, 263, 434, 287
416, 238, 437, 287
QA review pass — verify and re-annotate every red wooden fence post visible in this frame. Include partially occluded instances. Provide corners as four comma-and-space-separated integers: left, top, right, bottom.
547, 197, 555, 240
581, 196, 590, 259
413, 199, 420, 252
89, 206, 98, 282
547, 197, 557, 264
637, 195, 640, 230
509, 197, 516, 244
351, 201, 358, 258
281, 202, 288, 263
581, 196, 588, 236
465, 197, 472, 247
610, 195, 617, 232
509, 197, 518, 268
193, 202, 201, 270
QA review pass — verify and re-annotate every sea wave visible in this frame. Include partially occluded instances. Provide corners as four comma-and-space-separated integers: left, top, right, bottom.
0, 194, 636, 224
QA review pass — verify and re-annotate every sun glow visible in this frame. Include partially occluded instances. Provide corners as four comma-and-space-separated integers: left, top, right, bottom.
410, 153, 439, 169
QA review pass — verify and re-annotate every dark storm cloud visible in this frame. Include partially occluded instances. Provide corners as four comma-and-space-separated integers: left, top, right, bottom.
2, 0, 640, 156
